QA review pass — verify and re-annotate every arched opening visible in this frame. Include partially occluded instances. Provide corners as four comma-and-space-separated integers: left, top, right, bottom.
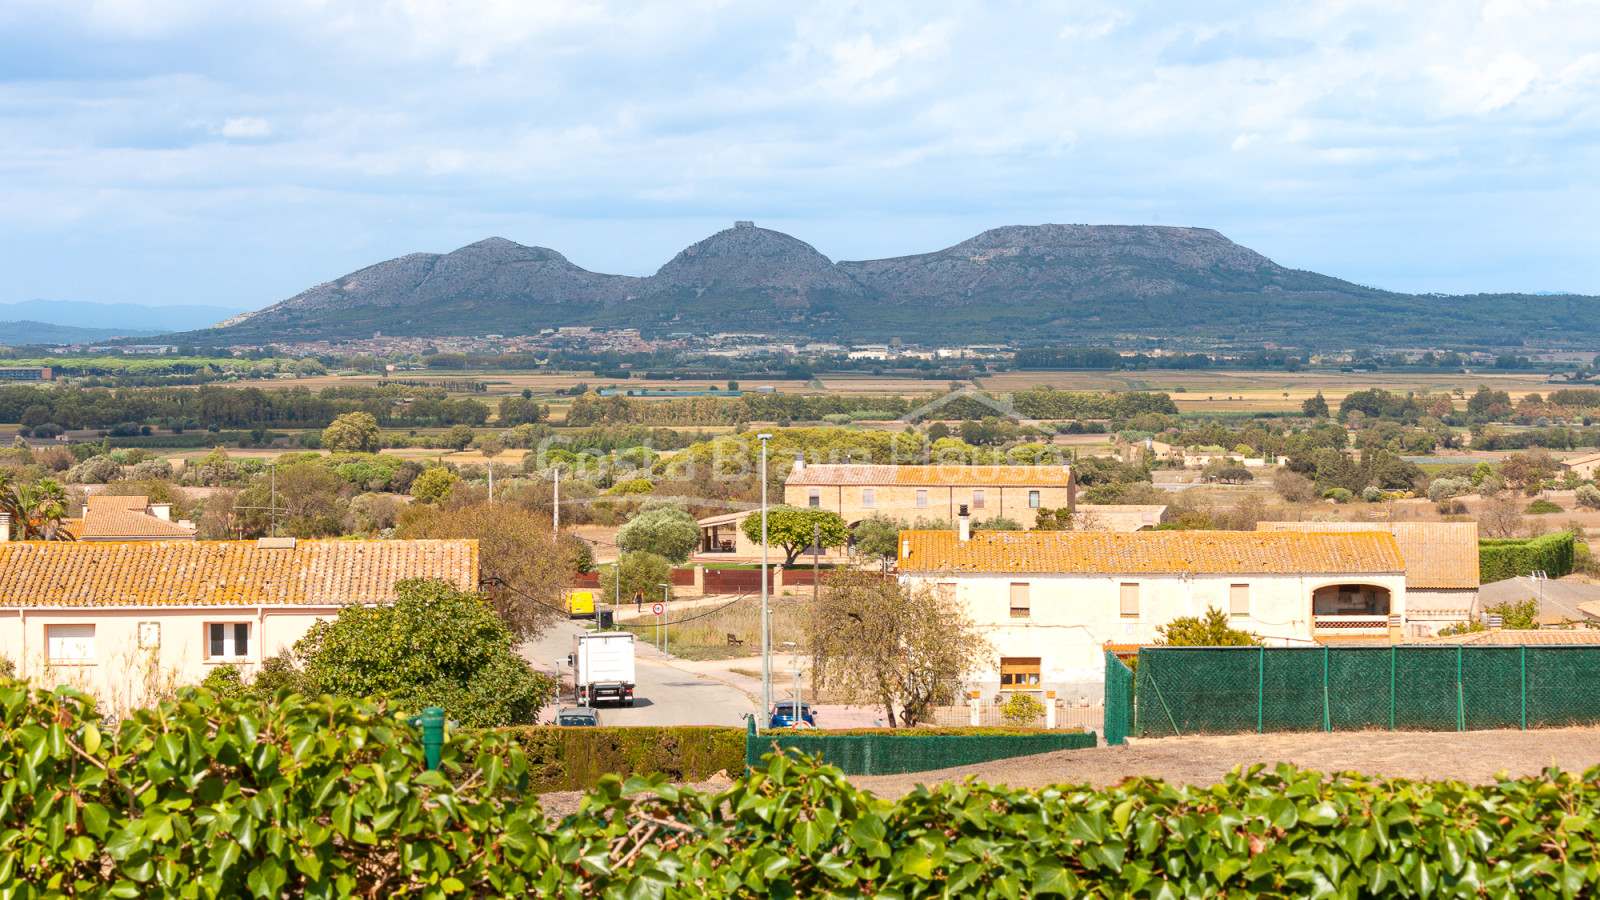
1311, 583, 1394, 636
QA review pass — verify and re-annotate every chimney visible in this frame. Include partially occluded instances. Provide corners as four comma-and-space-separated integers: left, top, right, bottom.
0, 513, 8, 543
149, 503, 172, 521
958, 503, 970, 543
792, 450, 805, 473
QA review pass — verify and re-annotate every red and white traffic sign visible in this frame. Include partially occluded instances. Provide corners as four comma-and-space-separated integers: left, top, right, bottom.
652, 602, 665, 616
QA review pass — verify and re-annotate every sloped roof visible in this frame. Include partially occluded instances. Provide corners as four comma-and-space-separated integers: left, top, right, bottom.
788, 464, 1073, 487
1077, 505, 1167, 532
0, 539, 478, 608
1410, 628, 1600, 645
79, 495, 195, 540
899, 529, 1405, 575
1256, 522, 1479, 589
1561, 452, 1600, 467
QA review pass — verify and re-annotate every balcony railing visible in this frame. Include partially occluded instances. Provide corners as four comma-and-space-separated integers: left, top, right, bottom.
1312, 615, 1395, 635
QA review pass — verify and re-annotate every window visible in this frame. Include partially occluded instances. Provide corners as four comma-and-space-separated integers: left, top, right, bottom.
207, 623, 251, 660
861, 488, 876, 508
808, 490, 821, 508
916, 489, 929, 508
1028, 490, 1041, 508
1230, 584, 1250, 617
1009, 582, 1031, 618
972, 489, 986, 510
937, 582, 956, 602
46, 624, 95, 663
137, 621, 161, 650
1000, 657, 1042, 687
1119, 583, 1140, 617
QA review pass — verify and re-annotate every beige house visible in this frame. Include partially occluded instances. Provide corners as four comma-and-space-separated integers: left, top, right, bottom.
0, 537, 477, 708
898, 526, 1408, 699
1257, 522, 1479, 636
786, 462, 1076, 528
697, 462, 1078, 559
1561, 452, 1600, 480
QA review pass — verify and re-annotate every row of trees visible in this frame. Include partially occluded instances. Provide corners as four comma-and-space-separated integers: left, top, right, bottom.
0, 384, 491, 432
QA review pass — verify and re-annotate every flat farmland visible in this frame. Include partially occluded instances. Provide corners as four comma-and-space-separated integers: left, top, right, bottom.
976, 369, 1558, 413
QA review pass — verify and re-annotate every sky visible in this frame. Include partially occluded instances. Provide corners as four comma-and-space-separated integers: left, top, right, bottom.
1, 0, 1598, 314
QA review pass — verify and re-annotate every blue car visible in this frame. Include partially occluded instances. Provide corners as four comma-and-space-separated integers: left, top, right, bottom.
768, 702, 816, 729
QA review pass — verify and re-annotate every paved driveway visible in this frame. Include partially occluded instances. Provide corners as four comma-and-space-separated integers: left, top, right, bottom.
520, 620, 757, 727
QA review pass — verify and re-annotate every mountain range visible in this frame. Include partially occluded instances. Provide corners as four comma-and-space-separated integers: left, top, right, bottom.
195, 223, 1600, 349
0, 300, 251, 345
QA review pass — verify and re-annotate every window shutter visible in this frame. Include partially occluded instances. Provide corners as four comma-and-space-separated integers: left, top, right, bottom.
1009, 582, 1030, 617
1120, 583, 1140, 617
209, 623, 225, 657
235, 623, 251, 657
916, 489, 929, 508
972, 490, 985, 509
1230, 584, 1250, 616
862, 488, 875, 508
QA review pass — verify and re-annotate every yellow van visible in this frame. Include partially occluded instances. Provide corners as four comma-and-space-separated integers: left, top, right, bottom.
566, 590, 596, 618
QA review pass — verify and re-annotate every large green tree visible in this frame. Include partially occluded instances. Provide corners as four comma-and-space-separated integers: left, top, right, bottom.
616, 505, 701, 563
742, 505, 850, 566
294, 578, 553, 727
321, 411, 381, 454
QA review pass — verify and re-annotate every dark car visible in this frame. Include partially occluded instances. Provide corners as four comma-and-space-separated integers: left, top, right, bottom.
556, 706, 601, 727
768, 702, 816, 729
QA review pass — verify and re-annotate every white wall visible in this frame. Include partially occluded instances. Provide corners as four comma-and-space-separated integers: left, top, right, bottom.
0, 606, 340, 711
908, 571, 1408, 694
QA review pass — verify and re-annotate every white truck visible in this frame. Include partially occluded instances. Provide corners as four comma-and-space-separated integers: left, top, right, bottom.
570, 631, 636, 707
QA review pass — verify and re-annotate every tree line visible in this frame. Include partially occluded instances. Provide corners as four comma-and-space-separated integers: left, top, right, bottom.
0, 384, 490, 432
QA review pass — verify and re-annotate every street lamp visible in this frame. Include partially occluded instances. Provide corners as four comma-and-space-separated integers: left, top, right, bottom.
758, 432, 773, 718
658, 583, 670, 654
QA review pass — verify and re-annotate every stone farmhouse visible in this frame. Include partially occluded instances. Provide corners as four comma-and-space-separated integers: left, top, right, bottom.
0, 537, 476, 705
697, 462, 1078, 558
897, 522, 1408, 700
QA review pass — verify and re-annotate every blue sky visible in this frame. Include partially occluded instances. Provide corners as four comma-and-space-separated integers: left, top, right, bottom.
2, 0, 1597, 313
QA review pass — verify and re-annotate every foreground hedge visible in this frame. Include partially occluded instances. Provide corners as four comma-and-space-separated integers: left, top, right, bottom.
9, 677, 1600, 897
499, 725, 744, 791
1481, 531, 1576, 582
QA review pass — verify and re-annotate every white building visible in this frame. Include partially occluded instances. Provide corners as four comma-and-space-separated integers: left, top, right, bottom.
898, 525, 1408, 700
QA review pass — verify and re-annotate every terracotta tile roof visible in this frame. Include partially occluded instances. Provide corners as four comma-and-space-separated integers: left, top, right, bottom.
1409, 629, 1600, 645
788, 464, 1074, 487
0, 539, 478, 608
1257, 522, 1479, 589
898, 529, 1405, 575
1561, 452, 1600, 467
80, 496, 196, 540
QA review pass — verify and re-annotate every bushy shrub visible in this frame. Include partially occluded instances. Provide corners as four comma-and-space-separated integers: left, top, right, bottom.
1427, 476, 1471, 501
1525, 499, 1564, 514
1576, 483, 1600, 509
1480, 531, 1577, 581
129, 457, 174, 480
64, 454, 121, 484
1323, 487, 1353, 503
1000, 693, 1047, 726
1361, 486, 1383, 503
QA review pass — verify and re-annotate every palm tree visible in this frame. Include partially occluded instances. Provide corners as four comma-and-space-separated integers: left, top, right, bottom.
1, 476, 74, 541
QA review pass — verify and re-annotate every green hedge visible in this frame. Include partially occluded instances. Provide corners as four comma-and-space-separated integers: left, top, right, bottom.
12, 678, 1600, 896
497, 725, 744, 791
749, 727, 1096, 775
1480, 531, 1576, 582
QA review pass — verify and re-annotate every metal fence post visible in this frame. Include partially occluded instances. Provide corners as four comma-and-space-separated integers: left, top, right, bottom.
1256, 645, 1264, 734
1456, 646, 1465, 732
1322, 645, 1330, 733
1520, 645, 1527, 730
408, 706, 445, 771
1388, 646, 1396, 732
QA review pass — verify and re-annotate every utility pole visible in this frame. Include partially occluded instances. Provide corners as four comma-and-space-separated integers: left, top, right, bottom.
759, 432, 773, 719
269, 463, 277, 537
488, 461, 494, 507
813, 521, 820, 603
659, 583, 670, 654
552, 467, 560, 531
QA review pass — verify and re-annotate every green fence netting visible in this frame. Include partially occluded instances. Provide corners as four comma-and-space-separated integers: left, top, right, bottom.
1133, 645, 1600, 738
746, 730, 1097, 776
1104, 651, 1135, 746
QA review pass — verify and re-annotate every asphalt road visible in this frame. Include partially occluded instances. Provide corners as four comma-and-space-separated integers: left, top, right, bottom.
519, 620, 757, 727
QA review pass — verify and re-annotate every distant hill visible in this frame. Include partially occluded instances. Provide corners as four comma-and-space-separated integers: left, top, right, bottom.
0, 320, 161, 345
1, 300, 250, 334
194, 223, 1600, 349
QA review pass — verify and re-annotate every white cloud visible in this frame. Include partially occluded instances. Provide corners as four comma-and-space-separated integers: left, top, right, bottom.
1, 0, 1599, 305
220, 116, 272, 138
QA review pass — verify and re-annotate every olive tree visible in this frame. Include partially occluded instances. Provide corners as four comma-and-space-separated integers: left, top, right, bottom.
616, 505, 701, 563
321, 412, 381, 454
808, 568, 991, 728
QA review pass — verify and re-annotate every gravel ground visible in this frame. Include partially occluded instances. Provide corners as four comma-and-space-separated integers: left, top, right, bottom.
850, 727, 1600, 799
534, 727, 1600, 815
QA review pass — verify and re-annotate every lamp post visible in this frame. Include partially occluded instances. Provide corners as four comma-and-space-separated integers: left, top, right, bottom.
759, 432, 773, 718
658, 583, 670, 654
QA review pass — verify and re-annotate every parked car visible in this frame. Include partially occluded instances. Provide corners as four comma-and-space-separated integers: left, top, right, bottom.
556, 706, 601, 727
768, 702, 816, 729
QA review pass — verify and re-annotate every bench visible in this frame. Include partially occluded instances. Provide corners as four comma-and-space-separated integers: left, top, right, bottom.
726, 633, 744, 647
